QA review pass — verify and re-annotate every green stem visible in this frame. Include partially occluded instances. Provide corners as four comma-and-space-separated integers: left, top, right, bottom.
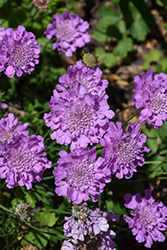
121, 108, 143, 127
115, 105, 134, 115
144, 161, 162, 164
0, 204, 15, 217
42, 176, 55, 180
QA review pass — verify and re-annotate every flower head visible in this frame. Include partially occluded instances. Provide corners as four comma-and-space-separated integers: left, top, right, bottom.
132, 68, 167, 128
0, 25, 41, 78
33, 0, 49, 9
0, 102, 8, 109
0, 134, 52, 189
53, 147, 111, 204
57, 60, 108, 95
0, 113, 29, 143
44, 86, 114, 150
44, 10, 90, 57
62, 204, 117, 250
124, 189, 167, 248
100, 122, 150, 179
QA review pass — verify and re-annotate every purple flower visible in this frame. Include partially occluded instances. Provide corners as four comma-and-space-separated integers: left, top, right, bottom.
33, 0, 49, 9
100, 122, 150, 179
124, 189, 167, 248
132, 68, 167, 128
0, 102, 8, 109
44, 86, 114, 149
0, 25, 41, 78
0, 113, 29, 143
53, 147, 111, 204
44, 10, 90, 57
57, 60, 108, 95
62, 204, 116, 250
0, 134, 52, 189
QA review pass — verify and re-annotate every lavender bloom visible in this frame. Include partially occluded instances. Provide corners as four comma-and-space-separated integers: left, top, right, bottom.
124, 189, 167, 248
62, 204, 117, 250
132, 68, 167, 128
0, 25, 41, 78
33, 0, 49, 9
0, 134, 52, 189
44, 10, 90, 57
53, 147, 111, 204
57, 60, 108, 95
0, 102, 8, 109
44, 86, 114, 150
100, 122, 150, 179
0, 113, 29, 143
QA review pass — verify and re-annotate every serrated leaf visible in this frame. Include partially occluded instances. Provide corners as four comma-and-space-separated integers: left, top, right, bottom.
150, 50, 160, 61
113, 37, 133, 58
104, 53, 116, 68
95, 47, 106, 61
142, 128, 158, 156
93, 30, 107, 42
98, 6, 118, 17
44, 212, 58, 227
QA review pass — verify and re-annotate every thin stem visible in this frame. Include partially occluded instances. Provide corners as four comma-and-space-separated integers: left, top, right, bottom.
42, 176, 55, 180
0, 204, 15, 216
144, 161, 162, 164
115, 105, 134, 115
121, 108, 143, 127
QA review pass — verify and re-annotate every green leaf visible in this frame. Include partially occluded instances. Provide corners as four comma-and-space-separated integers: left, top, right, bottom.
142, 128, 158, 156
113, 37, 133, 58
156, 0, 167, 6
104, 53, 116, 68
147, 155, 165, 178
93, 30, 107, 42
98, 6, 118, 17
150, 50, 160, 61
95, 47, 106, 61
44, 212, 59, 227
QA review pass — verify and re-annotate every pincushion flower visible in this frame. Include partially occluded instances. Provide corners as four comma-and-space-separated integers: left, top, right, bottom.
124, 189, 167, 248
0, 25, 41, 78
44, 10, 90, 57
33, 0, 49, 9
132, 68, 167, 128
44, 86, 114, 149
53, 147, 111, 204
0, 113, 29, 143
62, 204, 117, 250
0, 102, 8, 109
0, 134, 52, 189
100, 122, 150, 179
57, 60, 108, 95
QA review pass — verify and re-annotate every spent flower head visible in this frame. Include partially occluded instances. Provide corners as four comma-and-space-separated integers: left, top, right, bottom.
44, 10, 90, 57
124, 189, 167, 248
15, 203, 32, 221
0, 134, 52, 189
0, 25, 41, 78
44, 86, 114, 150
53, 147, 111, 204
82, 52, 98, 68
33, 0, 49, 9
100, 122, 150, 179
132, 68, 167, 128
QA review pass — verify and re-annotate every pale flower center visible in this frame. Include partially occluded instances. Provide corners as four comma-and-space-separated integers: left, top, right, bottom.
67, 159, 95, 190
115, 135, 138, 165
150, 92, 167, 114
10, 43, 33, 67
65, 103, 93, 136
138, 205, 157, 228
57, 20, 74, 41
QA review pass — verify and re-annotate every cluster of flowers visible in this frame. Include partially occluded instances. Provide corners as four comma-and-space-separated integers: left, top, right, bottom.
0, 113, 52, 189
1, 9, 167, 249
61, 202, 119, 250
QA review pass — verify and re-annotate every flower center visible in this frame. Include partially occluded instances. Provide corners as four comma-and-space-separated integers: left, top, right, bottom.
115, 135, 138, 165
150, 92, 167, 114
65, 103, 93, 136
10, 43, 33, 67
67, 159, 95, 190
138, 205, 157, 228
8, 145, 36, 171
57, 20, 74, 41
